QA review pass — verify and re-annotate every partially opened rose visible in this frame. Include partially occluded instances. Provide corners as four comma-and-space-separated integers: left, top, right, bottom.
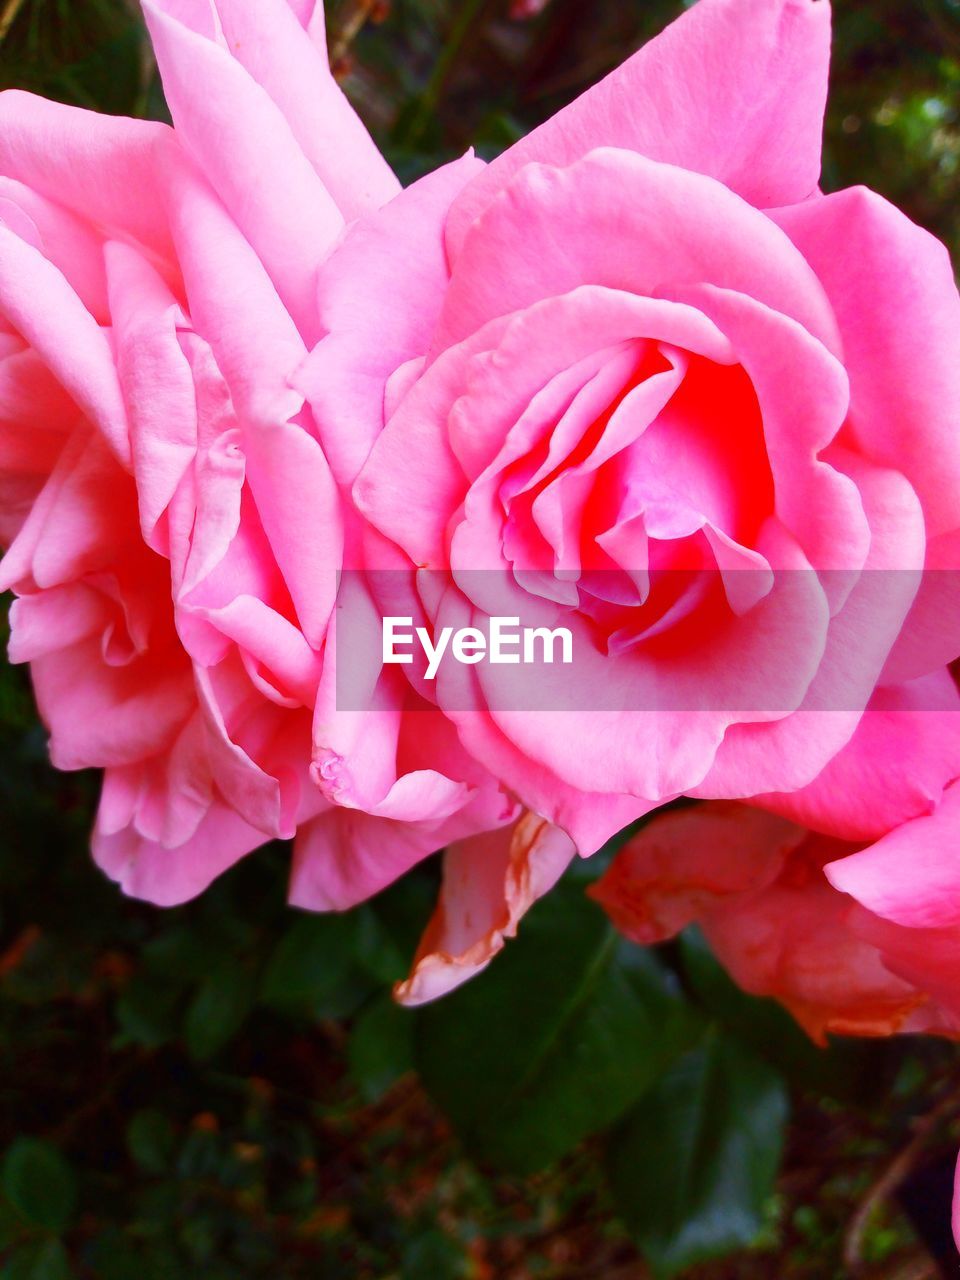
591, 675, 960, 1242
0, 0, 512, 909
592, 800, 960, 1043
301, 0, 960, 857
590, 675, 960, 1039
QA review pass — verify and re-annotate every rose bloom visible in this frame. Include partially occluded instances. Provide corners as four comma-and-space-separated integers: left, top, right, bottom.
2, 0, 960, 1227
594, 763, 960, 1235
2, 0, 959, 1036
589, 675, 960, 1245
298, 0, 960, 862
591, 669, 960, 1041
593, 801, 960, 1043
0, 0, 513, 911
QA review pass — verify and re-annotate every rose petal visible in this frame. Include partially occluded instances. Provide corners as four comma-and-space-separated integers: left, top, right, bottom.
826, 778, 960, 929
0, 90, 174, 260
144, 0, 344, 340
758, 671, 960, 841
395, 814, 576, 1006
445, 0, 831, 257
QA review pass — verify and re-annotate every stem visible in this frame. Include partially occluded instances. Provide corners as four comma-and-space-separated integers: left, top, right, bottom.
329, 0, 382, 71
399, 0, 490, 148
0, 0, 26, 45
843, 1085, 960, 1275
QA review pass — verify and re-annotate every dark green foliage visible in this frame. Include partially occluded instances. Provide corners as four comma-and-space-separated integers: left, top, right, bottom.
416, 886, 701, 1172
607, 1033, 789, 1277
1, 2, 960, 1275
0, 636, 955, 1276
348, 993, 415, 1103
0, 0, 163, 118
3, 1141, 77, 1234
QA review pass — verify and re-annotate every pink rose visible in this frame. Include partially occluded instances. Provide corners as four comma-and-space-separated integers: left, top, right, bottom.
590, 763, 960, 1043
300, 0, 960, 857
592, 674, 960, 1243
0, 0, 511, 908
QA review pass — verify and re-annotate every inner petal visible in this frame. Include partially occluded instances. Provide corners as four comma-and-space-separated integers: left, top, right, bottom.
503, 342, 680, 582
612, 356, 772, 549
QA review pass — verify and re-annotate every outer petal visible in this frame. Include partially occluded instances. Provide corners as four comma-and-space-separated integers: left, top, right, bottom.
0, 431, 139, 595
0, 345, 74, 545
143, 0, 344, 339
825, 779, 960, 929
0, 177, 110, 321
445, 698, 653, 854
193, 661, 299, 839
0, 225, 129, 464
6, 584, 105, 662
757, 672, 960, 841
702, 865, 935, 1042
241, 420, 342, 650
445, 0, 831, 258
288, 769, 509, 913
694, 452, 926, 799
285, 0, 325, 40
28, 637, 193, 771
593, 803, 943, 1043
394, 814, 576, 1006
93, 789, 268, 906
773, 186, 960, 541
157, 142, 307, 430
97, 713, 211, 849
589, 803, 803, 945
0, 91, 175, 261
298, 153, 485, 486
201, 0, 398, 217
848, 909, 960, 1031
775, 190, 960, 683
437, 149, 839, 357
105, 242, 197, 552
880, 529, 960, 683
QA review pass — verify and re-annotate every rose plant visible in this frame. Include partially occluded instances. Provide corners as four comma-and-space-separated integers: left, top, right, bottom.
2, 0, 960, 1267
0, 0, 513, 916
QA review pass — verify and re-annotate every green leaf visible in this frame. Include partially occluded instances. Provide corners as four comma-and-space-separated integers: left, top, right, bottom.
141, 928, 213, 983
348, 993, 415, 1102
400, 1229, 466, 1280
82, 1231, 151, 1280
679, 927, 883, 1101
415, 886, 698, 1172
2, 1239, 73, 1280
114, 974, 183, 1049
353, 907, 409, 986
259, 913, 359, 1012
183, 964, 253, 1061
2, 1140, 77, 1233
126, 1110, 176, 1175
607, 1031, 789, 1277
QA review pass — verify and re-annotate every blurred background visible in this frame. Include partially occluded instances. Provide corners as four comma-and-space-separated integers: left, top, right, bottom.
1, 2, 960, 1277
